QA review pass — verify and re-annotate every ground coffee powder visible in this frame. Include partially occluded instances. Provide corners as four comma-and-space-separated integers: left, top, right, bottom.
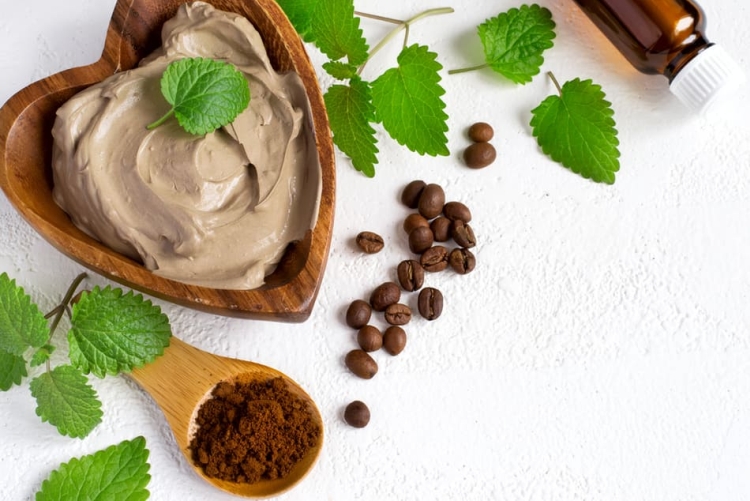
190, 377, 321, 484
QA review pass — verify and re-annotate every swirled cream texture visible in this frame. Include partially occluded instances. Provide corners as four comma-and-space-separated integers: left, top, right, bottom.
51, 2, 321, 289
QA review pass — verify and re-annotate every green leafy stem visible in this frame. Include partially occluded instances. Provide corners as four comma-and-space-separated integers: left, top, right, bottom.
355, 8, 454, 74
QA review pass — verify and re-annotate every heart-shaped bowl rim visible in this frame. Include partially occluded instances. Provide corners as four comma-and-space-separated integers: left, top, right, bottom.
0, 0, 336, 322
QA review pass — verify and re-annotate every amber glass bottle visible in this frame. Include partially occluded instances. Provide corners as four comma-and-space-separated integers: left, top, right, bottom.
572, 0, 745, 113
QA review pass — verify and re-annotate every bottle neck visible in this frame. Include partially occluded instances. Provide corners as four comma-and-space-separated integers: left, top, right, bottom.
665, 36, 712, 81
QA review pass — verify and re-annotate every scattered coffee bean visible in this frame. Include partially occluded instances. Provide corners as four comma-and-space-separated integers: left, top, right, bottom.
463, 142, 496, 169
383, 326, 407, 355
401, 180, 426, 209
420, 245, 449, 272
468, 122, 494, 142
344, 400, 371, 428
345, 349, 378, 379
370, 282, 401, 312
430, 216, 452, 242
408, 226, 434, 254
449, 247, 476, 275
418, 287, 443, 321
417, 183, 445, 219
355, 231, 384, 254
384, 303, 412, 325
452, 220, 476, 248
357, 325, 383, 352
397, 259, 424, 292
403, 213, 430, 235
443, 201, 472, 223
346, 299, 372, 329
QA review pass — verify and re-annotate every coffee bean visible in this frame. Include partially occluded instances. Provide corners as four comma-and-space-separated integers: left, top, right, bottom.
397, 259, 424, 292
463, 142, 496, 169
344, 400, 371, 428
345, 349, 378, 379
452, 220, 476, 248
383, 326, 407, 355
401, 180, 426, 208
355, 231, 384, 254
417, 183, 445, 219
370, 282, 401, 312
357, 325, 383, 352
418, 287, 443, 321
420, 245, 449, 272
430, 216, 452, 242
384, 303, 412, 325
468, 122, 494, 142
449, 248, 476, 274
345, 299, 372, 329
408, 226, 434, 254
403, 213, 430, 235
443, 201, 472, 223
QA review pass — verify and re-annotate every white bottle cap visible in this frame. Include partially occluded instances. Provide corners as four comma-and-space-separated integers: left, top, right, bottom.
669, 44, 746, 115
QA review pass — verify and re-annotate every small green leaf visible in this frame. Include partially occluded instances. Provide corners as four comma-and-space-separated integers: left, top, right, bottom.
148, 57, 251, 135
530, 76, 620, 184
36, 437, 151, 501
68, 287, 171, 378
0, 349, 27, 391
371, 44, 449, 157
30, 365, 102, 438
311, 0, 369, 65
276, 0, 315, 42
325, 78, 379, 177
323, 61, 359, 80
0, 272, 49, 356
30, 344, 56, 368
478, 4, 556, 84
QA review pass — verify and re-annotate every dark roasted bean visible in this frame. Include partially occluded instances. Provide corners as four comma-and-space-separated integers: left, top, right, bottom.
346, 299, 372, 329
452, 220, 476, 248
463, 142, 496, 168
443, 201, 472, 223
344, 400, 371, 428
468, 122, 494, 142
420, 245, 449, 272
397, 259, 424, 292
408, 226, 434, 254
384, 303, 412, 325
370, 282, 401, 312
417, 183, 445, 219
401, 180, 427, 208
383, 326, 407, 355
418, 287, 443, 321
449, 248, 476, 274
430, 216, 452, 242
345, 349, 378, 379
357, 325, 383, 352
403, 213, 430, 234
355, 231, 384, 254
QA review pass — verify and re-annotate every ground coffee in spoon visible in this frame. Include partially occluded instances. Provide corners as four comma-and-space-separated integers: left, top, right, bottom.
190, 377, 321, 484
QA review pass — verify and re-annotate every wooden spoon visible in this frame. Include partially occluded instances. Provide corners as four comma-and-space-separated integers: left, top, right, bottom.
129, 337, 324, 498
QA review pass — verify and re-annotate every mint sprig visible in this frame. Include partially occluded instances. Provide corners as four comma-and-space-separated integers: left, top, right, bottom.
530, 73, 620, 184
0, 273, 172, 438
450, 4, 556, 83
147, 57, 251, 135
279, 1, 453, 176
36, 437, 151, 501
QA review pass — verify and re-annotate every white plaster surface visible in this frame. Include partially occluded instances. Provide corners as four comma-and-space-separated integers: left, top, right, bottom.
2, 0, 750, 499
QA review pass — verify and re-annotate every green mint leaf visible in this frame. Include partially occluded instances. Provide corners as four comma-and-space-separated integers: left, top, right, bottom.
36, 437, 151, 501
323, 61, 359, 80
311, 0, 369, 65
276, 0, 315, 41
30, 344, 56, 368
530, 77, 620, 184
148, 57, 251, 135
0, 272, 49, 356
0, 349, 27, 391
371, 44, 449, 157
68, 287, 171, 378
29, 365, 102, 438
478, 4, 556, 84
325, 79, 379, 177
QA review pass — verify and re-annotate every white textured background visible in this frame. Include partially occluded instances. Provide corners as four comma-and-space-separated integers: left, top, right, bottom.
2, 0, 750, 500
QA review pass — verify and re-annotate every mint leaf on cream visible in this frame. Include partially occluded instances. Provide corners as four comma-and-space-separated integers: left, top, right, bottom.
147, 57, 251, 135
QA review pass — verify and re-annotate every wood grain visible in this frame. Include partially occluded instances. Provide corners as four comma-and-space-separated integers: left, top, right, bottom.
0, 0, 335, 321
130, 337, 324, 498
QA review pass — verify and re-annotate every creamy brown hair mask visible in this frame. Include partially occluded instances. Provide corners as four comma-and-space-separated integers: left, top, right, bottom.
51, 2, 321, 290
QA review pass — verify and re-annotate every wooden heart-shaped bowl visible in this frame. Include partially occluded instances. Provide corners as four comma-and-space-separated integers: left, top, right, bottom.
0, 0, 335, 321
